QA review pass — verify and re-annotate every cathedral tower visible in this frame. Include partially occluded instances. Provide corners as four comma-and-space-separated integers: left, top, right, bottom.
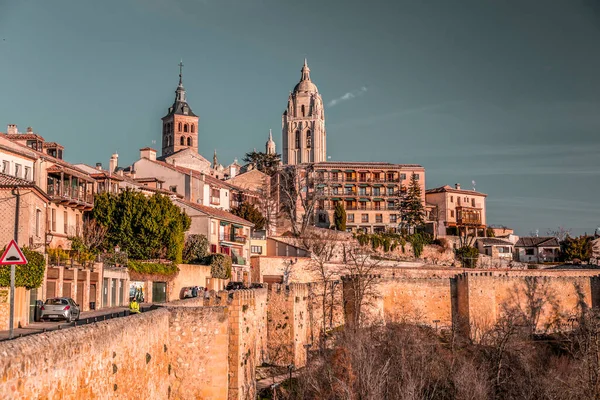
282, 59, 326, 165
161, 61, 199, 157
266, 129, 276, 155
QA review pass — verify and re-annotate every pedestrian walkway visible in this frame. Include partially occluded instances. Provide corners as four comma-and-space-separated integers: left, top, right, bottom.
0, 305, 148, 341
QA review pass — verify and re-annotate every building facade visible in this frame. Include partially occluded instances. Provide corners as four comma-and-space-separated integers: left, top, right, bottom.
282, 60, 326, 165
313, 162, 426, 233
425, 184, 487, 237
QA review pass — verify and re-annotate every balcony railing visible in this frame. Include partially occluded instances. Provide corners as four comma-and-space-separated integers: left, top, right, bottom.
325, 176, 401, 183
210, 196, 220, 205
317, 204, 398, 211
47, 183, 94, 206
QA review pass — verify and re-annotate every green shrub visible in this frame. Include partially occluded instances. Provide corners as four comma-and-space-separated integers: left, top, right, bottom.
207, 254, 232, 279
182, 234, 209, 264
455, 246, 479, 268
127, 260, 179, 277
0, 248, 45, 289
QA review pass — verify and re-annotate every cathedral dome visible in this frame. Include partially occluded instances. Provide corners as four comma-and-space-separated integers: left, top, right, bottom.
293, 59, 319, 93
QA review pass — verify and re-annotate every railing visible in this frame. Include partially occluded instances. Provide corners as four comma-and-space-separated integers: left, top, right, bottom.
233, 236, 247, 244
317, 204, 399, 211
210, 196, 220, 205
325, 176, 401, 183
47, 183, 94, 205
232, 255, 246, 265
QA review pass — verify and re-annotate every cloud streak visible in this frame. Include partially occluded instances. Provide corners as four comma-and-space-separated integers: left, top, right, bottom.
328, 86, 367, 107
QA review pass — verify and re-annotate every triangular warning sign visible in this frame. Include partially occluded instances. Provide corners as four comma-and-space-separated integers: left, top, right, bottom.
0, 240, 28, 265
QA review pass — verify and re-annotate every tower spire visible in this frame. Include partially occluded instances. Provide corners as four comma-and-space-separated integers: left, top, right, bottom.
269, 129, 273, 140
301, 59, 310, 81
178, 59, 184, 86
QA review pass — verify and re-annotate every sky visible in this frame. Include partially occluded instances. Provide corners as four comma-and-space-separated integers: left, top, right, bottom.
1, 0, 599, 236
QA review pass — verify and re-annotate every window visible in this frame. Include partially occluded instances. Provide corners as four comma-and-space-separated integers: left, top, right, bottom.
178, 122, 182, 131
64, 211, 68, 234
498, 247, 509, 253
359, 173, 367, 181
359, 187, 366, 195
35, 209, 41, 237
301, 104, 306, 117
387, 201, 395, 209
373, 187, 380, 196
24, 167, 31, 181
400, 173, 406, 180
332, 172, 338, 181
387, 187, 394, 195
295, 131, 300, 148
187, 137, 192, 146
180, 136, 185, 145
184, 124, 189, 133
306, 130, 312, 148
191, 124, 195, 133
51, 209, 56, 232
375, 214, 383, 223
450, 210, 454, 217
344, 187, 354, 195
413, 174, 420, 180
318, 213, 327, 223
169, 185, 177, 192
525, 249, 535, 256
15, 164, 22, 178
390, 214, 397, 223
347, 214, 354, 222
472, 198, 476, 207
2, 161, 8, 174
361, 214, 369, 223
251, 246, 263, 254
332, 187, 339, 195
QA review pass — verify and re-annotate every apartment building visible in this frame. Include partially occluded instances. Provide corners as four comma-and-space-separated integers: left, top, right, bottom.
312, 162, 426, 233
425, 183, 487, 237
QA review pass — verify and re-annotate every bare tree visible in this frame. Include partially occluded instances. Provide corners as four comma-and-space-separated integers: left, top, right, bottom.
547, 226, 572, 242
277, 165, 325, 236
342, 243, 382, 328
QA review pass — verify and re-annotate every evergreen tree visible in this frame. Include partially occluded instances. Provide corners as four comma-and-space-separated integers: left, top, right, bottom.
243, 151, 281, 176
334, 202, 347, 231
92, 190, 190, 263
400, 173, 426, 233
230, 202, 266, 230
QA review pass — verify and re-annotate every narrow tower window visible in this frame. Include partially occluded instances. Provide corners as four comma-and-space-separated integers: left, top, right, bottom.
306, 130, 312, 148
191, 124, 195, 133
301, 105, 306, 117
180, 136, 185, 145
187, 137, 192, 146
295, 131, 301, 148
178, 122, 182, 131
184, 124, 189, 133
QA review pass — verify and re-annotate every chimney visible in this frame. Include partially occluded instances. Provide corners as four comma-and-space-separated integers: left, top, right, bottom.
455, 183, 461, 190
26, 127, 33, 133
109, 153, 118, 173
7, 124, 17, 135
139, 148, 157, 161
95, 163, 103, 170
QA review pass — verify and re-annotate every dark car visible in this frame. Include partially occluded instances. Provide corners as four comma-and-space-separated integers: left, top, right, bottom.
40, 297, 81, 322
225, 281, 245, 291
249, 283, 265, 289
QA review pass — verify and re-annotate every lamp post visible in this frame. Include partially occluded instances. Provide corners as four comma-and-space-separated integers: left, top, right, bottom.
433, 319, 440, 333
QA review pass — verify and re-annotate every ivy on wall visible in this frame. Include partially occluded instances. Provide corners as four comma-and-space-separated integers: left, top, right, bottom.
127, 260, 179, 278
0, 248, 46, 289
207, 254, 232, 280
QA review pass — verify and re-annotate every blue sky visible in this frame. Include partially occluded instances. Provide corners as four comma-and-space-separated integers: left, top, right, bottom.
1, 0, 599, 235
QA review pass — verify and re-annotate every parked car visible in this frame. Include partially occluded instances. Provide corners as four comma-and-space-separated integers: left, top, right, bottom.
225, 281, 245, 291
40, 297, 81, 322
180, 286, 204, 299
249, 283, 265, 289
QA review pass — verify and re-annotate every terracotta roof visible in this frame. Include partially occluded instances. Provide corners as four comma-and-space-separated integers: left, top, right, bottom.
477, 238, 513, 247
426, 185, 487, 197
0, 173, 50, 199
312, 161, 424, 168
43, 142, 64, 149
139, 147, 157, 152
2, 133, 45, 141
176, 199, 253, 226
515, 237, 560, 248
134, 177, 165, 183
89, 171, 125, 181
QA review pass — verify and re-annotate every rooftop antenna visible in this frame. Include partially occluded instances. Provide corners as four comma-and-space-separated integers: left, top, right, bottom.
472, 180, 476, 191
535, 229, 539, 237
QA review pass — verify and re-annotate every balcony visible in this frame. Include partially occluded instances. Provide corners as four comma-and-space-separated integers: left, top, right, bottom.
456, 206, 482, 226
47, 182, 94, 209
210, 196, 221, 205
232, 254, 247, 265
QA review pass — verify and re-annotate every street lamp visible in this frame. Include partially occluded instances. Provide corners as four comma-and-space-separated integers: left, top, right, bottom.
433, 319, 440, 333
287, 363, 295, 382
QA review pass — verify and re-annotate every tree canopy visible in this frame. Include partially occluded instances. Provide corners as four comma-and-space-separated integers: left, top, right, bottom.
243, 150, 281, 176
230, 202, 265, 230
92, 190, 191, 263
334, 202, 347, 231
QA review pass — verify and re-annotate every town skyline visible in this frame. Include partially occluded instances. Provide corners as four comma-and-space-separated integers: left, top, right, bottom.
1, 0, 600, 235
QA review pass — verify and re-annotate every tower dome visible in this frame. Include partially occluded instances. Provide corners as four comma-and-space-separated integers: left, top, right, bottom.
293, 59, 319, 93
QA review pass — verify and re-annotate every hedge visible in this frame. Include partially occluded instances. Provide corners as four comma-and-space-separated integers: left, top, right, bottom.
0, 248, 46, 289
127, 260, 180, 277
207, 254, 232, 280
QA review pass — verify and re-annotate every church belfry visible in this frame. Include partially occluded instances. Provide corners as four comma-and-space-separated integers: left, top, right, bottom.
282, 59, 326, 165
161, 61, 199, 156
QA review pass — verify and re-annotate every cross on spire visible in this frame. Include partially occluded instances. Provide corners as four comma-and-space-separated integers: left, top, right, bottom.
178, 59, 184, 85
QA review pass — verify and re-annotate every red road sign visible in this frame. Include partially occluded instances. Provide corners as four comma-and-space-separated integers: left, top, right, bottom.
0, 240, 28, 265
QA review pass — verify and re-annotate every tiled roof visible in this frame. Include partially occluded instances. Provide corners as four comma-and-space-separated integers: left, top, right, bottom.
176, 199, 253, 226
477, 238, 513, 246
312, 161, 424, 168
43, 142, 64, 149
139, 147, 157, 152
426, 185, 487, 197
0, 173, 49, 199
2, 133, 45, 141
89, 171, 125, 181
515, 237, 560, 248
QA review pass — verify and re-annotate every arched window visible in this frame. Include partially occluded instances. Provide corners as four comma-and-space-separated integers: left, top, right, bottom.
301, 105, 306, 117
168, 123, 172, 133
178, 122, 182, 131
306, 130, 312, 148
295, 131, 301, 148
184, 124, 189, 133
180, 136, 185, 145
187, 137, 192, 146
191, 124, 195, 133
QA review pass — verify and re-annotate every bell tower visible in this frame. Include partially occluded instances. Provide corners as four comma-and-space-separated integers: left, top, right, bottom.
161, 61, 199, 156
282, 59, 326, 165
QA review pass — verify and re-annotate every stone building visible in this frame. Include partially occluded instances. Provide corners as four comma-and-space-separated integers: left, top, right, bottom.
282, 59, 326, 165
514, 236, 561, 263
425, 183, 487, 237
313, 162, 426, 233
